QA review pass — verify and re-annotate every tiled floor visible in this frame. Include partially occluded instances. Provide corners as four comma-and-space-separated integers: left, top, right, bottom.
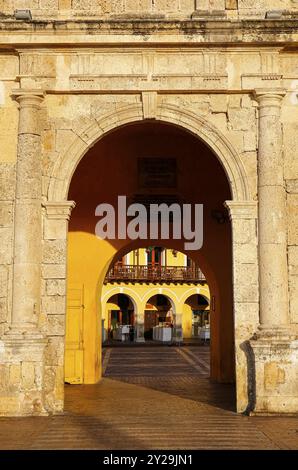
0, 345, 297, 449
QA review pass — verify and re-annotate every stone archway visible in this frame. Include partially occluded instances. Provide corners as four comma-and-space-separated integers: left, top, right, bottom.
43, 102, 256, 414
48, 102, 250, 202
102, 291, 138, 344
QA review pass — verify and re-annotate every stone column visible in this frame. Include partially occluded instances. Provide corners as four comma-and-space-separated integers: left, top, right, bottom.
254, 89, 289, 335
172, 313, 183, 344
0, 90, 47, 416
249, 89, 298, 414
225, 200, 258, 413
10, 90, 45, 335
42, 201, 75, 413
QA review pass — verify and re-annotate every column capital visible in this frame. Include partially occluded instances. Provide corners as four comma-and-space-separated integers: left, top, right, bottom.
11, 89, 45, 109
224, 200, 257, 220
43, 201, 76, 221
253, 88, 286, 108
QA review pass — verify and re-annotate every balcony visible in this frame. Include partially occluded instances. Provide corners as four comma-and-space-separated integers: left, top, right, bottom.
105, 264, 206, 283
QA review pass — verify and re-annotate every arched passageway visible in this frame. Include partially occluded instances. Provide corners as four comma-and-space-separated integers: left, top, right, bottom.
102, 245, 210, 344
143, 294, 173, 341
65, 119, 235, 394
184, 294, 210, 340
104, 293, 136, 342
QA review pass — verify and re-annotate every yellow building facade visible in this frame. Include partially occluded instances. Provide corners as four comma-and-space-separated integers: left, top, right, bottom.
65, 247, 210, 384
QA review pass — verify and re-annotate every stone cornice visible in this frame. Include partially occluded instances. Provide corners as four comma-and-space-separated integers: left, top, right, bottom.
1, 19, 298, 47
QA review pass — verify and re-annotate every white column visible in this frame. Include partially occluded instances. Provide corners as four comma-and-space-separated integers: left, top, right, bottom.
134, 312, 145, 342
172, 313, 183, 344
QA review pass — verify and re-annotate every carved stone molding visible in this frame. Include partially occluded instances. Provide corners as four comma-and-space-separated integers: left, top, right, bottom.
224, 200, 257, 220
142, 91, 158, 119
11, 89, 45, 108
253, 88, 286, 109
43, 201, 76, 220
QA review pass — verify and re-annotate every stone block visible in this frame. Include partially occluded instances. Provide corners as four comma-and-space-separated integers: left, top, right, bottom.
0, 163, 15, 201
241, 95, 253, 108
225, 130, 244, 152
0, 202, 13, 227
210, 95, 227, 113
43, 315, 65, 336
0, 397, 21, 415
46, 279, 66, 296
286, 179, 298, 194
234, 262, 258, 290
0, 265, 8, 298
287, 194, 298, 245
232, 219, 256, 245
44, 364, 64, 413
44, 218, 68, 240
45, 337, 65, 366
250, 338, 298, 413
288, 246, 298, 276
264, 362, 285, 392
283, 123, 298, 180
42, 240, 66, 264
55, 129, 77, 154
21, 362, 35, 391
9, 364, 21, 391
233, 242, 257, 264
289, 275, 298, 324
0, 364, 9, 392
44, 366, 56, 394
243, 131, 257, 151
0, 298, 7, 323
228, 95, 241, 108
41, 295, 66, 315
0, 228, 13, 265
228, 108, 256, 131
209, 112, 227, 131
42, 264, 66, 279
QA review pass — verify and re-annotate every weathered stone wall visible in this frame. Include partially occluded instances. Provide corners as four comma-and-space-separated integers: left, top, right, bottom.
282, 94, 298, 327
1, 0, 298, 19
0, 55, 18, 339
0, 12, 298, 415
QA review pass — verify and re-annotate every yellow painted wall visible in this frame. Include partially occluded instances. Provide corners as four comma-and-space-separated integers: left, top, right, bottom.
66, 231, 117, 384
182, 303, 193, 339
65, 232, 211, 385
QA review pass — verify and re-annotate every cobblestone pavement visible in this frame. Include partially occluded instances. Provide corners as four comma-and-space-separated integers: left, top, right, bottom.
0, 345, 298, 450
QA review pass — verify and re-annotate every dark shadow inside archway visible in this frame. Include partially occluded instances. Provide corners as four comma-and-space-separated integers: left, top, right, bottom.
65, 120, 236, 412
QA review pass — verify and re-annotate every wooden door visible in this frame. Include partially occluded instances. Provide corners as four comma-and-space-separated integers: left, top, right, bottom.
65, 284, 84, 384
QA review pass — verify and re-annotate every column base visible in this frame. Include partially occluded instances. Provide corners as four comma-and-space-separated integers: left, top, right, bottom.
135, 337, 145, 343
173, 314, 183, 344
134, 324, 145, 343
172, 329, 183, 344
254, 324, 297, 341
0, 331, 48, 416
249, 331, 298, 415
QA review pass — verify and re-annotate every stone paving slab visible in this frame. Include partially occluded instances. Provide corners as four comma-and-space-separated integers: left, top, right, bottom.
0, 346, 297, 450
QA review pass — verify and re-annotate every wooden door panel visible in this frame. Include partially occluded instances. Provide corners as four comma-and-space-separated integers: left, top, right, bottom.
65, 285, 84, 384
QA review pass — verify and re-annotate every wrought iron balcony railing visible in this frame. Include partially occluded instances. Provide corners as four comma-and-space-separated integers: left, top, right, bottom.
105, 265, 205, 283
